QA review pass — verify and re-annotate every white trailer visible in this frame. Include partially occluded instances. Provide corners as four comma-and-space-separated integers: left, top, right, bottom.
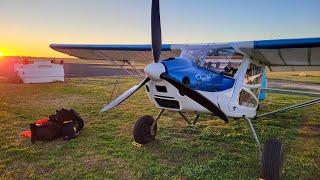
14, 60, 64, 83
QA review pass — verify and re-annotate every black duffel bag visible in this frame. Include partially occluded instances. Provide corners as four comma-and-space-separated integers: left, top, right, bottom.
30, 108, 84, 143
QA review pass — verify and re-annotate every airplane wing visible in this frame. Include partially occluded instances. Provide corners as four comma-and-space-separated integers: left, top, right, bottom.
233, 37, 320, 71
50, 44, 181, 63
51, 37, 320, 71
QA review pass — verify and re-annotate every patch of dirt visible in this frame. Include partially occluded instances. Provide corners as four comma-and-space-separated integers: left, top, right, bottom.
299, 125, 320, 138
112, 158, 136, 179
11, 161, 52, 179
290, 115, 320, 167
302, 124, 320, 131
115, 123, 132, 138
145, 140, 182, 166
316, 157, 320, 165
80, 154, 108, 169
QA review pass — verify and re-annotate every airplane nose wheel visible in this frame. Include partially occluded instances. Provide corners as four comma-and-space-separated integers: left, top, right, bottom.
133, 115, 157, 144
133, 109, 165, 144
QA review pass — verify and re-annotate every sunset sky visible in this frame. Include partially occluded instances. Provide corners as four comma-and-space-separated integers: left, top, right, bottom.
1, 0, 320, 58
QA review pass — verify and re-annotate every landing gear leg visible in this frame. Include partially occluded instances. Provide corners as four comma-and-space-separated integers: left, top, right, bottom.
244, 117, 284, 180
245, 117, 261, 151
150, 109, 165, 136
178, 111, 200, 125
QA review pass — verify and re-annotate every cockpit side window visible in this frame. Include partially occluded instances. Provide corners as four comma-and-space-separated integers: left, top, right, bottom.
245, 63, 263, 85
202, 48, 243, 77
179, 46, 244, 77
238, 89, 257, 108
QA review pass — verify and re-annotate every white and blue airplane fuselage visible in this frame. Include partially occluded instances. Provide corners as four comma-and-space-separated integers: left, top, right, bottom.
144, 56, 260, 119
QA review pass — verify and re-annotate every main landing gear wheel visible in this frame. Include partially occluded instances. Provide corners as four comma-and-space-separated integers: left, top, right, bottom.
260, 139, 284, 180
133, 115, 157, 144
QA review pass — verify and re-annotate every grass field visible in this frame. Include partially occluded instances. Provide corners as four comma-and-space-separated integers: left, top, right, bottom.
268, 70, 320, 84
0, 77, 319, 179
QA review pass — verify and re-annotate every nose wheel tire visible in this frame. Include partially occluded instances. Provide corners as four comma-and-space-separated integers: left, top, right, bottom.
260, 139, 284, 180
133, 115, 157, 144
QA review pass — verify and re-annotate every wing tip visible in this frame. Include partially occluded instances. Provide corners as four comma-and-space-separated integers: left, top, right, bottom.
49, 44, 54, 49
49, 44, 60, 50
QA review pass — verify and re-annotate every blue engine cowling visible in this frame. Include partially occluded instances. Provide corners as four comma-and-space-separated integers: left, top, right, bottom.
161, 58, 235, 92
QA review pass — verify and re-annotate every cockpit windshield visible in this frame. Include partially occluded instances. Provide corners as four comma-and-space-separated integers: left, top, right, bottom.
180, 44, 244, 77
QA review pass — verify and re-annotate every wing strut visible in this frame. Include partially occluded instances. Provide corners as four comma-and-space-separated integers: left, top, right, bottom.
255, 98, 320, 119
256, 88, 320, 119
94, 50, 144, 80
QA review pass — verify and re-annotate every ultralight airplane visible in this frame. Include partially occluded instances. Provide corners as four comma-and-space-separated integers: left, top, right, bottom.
50, 0, 320, 179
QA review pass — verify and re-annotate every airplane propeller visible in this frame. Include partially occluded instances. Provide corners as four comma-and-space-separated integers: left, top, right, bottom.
151, 0, 162, 63
101, 77, 150, 112
102, 0, 228, 122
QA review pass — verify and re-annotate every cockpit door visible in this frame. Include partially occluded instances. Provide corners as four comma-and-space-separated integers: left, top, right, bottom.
229, 57, 265, 118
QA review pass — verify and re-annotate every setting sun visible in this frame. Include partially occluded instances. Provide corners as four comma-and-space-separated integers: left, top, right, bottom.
0, 52, 3, 57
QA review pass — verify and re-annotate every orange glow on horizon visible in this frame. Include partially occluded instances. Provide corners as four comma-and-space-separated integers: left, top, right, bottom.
0, 45, 70, 58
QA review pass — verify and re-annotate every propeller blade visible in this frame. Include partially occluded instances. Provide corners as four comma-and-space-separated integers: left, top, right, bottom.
160, 74, 229, 122
101, 78, 150, 112
151, 0, 162, 63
